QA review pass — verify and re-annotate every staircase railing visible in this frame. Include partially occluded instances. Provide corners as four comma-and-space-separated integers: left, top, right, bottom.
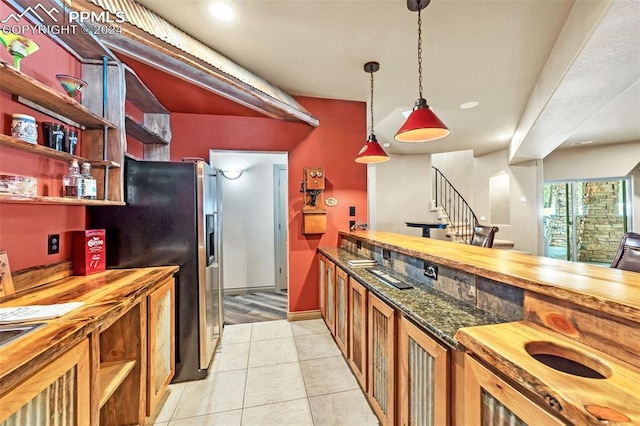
433, 167, 479, 244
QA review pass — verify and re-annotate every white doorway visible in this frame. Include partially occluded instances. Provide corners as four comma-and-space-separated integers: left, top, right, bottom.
210, 150, 289, 324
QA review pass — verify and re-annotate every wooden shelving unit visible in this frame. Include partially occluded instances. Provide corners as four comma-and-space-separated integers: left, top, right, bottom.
0, 134, 120, 168
125, 115, 170, 145
0, 194, 125, 206
98, 360, 137, 408
0, 61, 116, 129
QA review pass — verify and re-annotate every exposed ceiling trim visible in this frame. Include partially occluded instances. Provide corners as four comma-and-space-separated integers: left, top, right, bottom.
81, 0, 319, 127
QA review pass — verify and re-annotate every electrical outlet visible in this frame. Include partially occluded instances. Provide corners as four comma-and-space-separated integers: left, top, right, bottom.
423, 262, 438, 280
356, 240, 362, 250
349, 206, 356, 217
48, 234, 60, 255
383, 249, 391, 260
349, 220, 356, 230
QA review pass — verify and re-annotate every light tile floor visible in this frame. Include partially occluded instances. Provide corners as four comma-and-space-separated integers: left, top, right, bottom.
147, 319, 379, 425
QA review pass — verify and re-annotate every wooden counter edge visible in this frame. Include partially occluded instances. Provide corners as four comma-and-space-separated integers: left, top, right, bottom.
338, 230, 640, 323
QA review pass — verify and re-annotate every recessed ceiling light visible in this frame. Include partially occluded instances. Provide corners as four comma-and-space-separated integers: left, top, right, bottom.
459, 101, 479, 109
571, 140, 593, 146
382, 143, 391, 148
208, 1, 236, 22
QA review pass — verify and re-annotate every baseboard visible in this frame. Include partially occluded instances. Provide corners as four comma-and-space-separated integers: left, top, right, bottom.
223, 286, 277, 296
287, 310, 322, 322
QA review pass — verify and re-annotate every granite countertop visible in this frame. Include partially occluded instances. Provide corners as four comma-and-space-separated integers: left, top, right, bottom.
319, 247, 503, 349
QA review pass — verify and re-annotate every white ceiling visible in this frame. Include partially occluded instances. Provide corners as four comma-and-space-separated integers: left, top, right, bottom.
133, 0, 640, 160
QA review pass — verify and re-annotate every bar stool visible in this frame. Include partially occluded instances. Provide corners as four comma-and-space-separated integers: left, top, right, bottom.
470, 226, 499, 248
610, 232, 640, 273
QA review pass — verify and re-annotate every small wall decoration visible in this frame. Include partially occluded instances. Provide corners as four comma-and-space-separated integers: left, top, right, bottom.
301, 167, 327, 235
0, 251, 15, 297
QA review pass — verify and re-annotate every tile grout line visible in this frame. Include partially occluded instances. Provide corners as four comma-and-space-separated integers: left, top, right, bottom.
239, 322, 254, 425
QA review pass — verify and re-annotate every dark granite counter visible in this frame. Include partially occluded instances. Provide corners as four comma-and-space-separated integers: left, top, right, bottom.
319, 247, 504, 349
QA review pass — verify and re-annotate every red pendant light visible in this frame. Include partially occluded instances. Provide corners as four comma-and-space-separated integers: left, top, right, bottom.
395, 0, 450, 143
356, 61, 390, 164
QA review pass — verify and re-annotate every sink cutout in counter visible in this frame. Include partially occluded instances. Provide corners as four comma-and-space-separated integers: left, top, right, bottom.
525, 341, 611, 379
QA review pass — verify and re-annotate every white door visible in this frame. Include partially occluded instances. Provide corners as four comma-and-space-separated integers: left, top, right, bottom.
274, 165, 288, 291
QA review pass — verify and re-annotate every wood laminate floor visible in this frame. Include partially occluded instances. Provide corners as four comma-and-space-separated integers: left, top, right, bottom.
223, 291, 288, 325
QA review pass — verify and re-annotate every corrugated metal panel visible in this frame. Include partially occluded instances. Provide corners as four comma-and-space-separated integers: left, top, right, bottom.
408, 336, 435, 426
86, 0, 306, 112
481, 390, 527, 426
372, 307, 388, 414
337, 276, 346, 343
352, 289, 363, 372
1, 368, 76, 426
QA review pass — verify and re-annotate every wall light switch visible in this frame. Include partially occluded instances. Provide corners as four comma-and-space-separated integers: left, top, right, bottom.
349, 206, 356, 217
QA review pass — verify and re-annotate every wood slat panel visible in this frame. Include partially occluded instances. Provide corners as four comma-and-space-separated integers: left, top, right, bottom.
524, 291, 640, 369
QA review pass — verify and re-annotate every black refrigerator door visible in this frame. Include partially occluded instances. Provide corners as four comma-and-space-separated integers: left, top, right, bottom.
89, 157, 206, 382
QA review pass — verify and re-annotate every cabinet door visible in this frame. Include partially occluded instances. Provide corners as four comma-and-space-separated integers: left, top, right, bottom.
367, 292, 395, 426
398, 316, 449, 426
0, 339, 90, 425
348, 277, 367, 390
147, 277, 176, 416
319, 254, 327, 320
335, 267, 349, 356
325, 260, 336, 335
464, 355, 565, 425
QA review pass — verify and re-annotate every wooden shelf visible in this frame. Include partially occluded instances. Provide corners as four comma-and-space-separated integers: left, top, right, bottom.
124, 65, 169, 114
0, 61, 116, 129
125, 115, 170, 145
0, 194, 125, 206
0, 134, 120, 168
99, 360, 136, 408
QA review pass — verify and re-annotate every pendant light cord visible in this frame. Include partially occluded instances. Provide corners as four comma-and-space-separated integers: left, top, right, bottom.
417, 0, 423, 99
369, 70, 375, 135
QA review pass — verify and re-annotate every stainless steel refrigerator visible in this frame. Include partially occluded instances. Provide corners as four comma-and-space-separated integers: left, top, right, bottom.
89, 156, 223, 382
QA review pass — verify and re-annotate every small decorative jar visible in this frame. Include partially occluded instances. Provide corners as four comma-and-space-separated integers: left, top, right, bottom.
10, 114, 37, 144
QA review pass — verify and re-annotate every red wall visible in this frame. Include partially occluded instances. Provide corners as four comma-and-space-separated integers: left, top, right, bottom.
0, 2, 86, 271
170, 97, 368, 312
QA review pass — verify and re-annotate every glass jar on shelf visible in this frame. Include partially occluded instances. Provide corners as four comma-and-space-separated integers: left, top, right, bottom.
81, 162, 96, 200
62, 159, 83, 198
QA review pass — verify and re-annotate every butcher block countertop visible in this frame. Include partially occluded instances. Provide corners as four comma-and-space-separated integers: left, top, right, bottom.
0, 266, 178, 394
340, 230, 640, 323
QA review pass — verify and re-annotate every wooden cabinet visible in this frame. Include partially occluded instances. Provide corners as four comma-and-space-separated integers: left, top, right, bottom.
367, 292, 396, 426
348, 277, 367, 390
464, 355, 564, 426
98, 301, 146, 426
147, 277, 176, 416
397, 315, 450, 426
0, 339, 90, 425
325, 260, 336, 335
335, 267, 349, 356
319, 254, 327, 320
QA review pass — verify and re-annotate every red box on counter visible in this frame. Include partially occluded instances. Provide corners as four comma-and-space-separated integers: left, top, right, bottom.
73, 229, 106, 275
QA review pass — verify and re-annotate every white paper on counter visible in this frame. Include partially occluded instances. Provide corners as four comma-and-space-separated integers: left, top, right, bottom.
0, 302, 84, 324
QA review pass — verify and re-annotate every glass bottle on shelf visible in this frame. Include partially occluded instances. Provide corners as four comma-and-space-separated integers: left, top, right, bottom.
62, 159, 83, 198
81, 162, 97, 200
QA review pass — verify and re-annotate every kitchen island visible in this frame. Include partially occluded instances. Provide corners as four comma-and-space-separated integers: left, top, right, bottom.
318, 230, 640, 425
0, 266, 178, 426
